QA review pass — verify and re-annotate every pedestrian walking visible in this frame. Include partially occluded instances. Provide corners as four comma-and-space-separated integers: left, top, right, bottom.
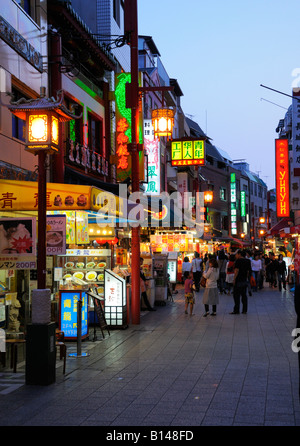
277, 254, 287, 291
267, 252, 278, 288
192, 252, 202, 292
202, 258, 219, 317
251, 252, 262, 292
184, 272, 195, 315
225, 254, 235, 294
230, 250, 251, 314
181, 256, 192, 282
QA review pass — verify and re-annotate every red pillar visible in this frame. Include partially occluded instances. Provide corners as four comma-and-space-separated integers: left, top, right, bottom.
126, 0, 141, 324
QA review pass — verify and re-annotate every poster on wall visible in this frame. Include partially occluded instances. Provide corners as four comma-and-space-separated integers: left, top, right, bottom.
0, 217, 36, 256
46, 215, 66, 255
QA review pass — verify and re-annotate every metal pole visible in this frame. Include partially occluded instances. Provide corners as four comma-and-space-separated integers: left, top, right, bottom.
77, 298, 82, 356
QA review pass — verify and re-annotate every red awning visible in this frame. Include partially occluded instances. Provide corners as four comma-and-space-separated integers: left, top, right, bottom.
268, 217, 293, 236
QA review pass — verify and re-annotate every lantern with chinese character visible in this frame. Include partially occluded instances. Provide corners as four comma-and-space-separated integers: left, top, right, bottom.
152, 107, 175, 139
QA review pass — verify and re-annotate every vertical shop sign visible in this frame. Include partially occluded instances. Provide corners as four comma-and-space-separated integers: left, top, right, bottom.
275, 139, 290, 218
114, 73, 143, 182
240, 191, 246, 217
290, 88, 300, 210
144, 119, 160, 195
230, 173, 237, 235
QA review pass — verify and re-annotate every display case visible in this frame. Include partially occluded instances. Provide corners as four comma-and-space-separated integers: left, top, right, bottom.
56, 249, 111, 301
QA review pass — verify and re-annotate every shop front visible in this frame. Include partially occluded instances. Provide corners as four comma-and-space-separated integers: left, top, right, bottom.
0, 179, 130, 337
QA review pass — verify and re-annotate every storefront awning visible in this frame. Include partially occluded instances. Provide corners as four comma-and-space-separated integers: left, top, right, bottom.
267, 217, 293, 236
0, 179, 124, 218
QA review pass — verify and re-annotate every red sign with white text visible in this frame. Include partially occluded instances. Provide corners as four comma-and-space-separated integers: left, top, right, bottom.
275, 139, 290, 218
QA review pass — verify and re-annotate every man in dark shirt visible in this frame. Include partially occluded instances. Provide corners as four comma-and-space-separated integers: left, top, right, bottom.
230, 250, 251, 314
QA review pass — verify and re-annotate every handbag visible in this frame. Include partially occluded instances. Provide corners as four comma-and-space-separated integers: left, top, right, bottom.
200, 276, 207, 288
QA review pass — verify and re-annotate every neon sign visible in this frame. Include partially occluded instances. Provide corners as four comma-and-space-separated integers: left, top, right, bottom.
275, 139, 290, 218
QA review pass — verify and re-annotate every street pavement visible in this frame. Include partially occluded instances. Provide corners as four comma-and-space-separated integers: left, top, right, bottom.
0, 282, 300, 429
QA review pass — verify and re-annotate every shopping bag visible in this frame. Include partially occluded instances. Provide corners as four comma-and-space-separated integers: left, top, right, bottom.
200, 276, 207, 288
250, 276, 256, 287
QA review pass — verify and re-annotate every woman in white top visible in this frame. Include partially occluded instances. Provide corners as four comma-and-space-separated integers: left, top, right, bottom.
181, 256, 192, 282
251, 253, 262, 292
202, 258, 219, 317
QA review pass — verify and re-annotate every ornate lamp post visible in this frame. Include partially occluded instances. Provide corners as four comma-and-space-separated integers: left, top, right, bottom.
8, 88, 78, 289
8, 88, 78, 385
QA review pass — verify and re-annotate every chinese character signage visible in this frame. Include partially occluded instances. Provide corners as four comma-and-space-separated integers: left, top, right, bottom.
290, 88, 300, 210
0, 180, 91, 211
240, 191, 246, 217
59, 291, 88, 340
230, 173, 237, 235
114, 73, 144, 182
171, 139, 205, 166
144, 119, 160, 195
275, 139, 290, 218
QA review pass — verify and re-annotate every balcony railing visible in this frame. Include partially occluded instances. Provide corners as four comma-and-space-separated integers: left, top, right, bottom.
65, 138, 108, 177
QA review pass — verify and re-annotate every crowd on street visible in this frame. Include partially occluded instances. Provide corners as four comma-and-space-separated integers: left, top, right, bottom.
181, 249, 289, 317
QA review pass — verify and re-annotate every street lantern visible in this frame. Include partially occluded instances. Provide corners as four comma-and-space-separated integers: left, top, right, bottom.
259, 216, 266, 224
8, 88, 76, 155
204, 191, 213, 203
152, 107, 175, 139
240, 232, 245, 239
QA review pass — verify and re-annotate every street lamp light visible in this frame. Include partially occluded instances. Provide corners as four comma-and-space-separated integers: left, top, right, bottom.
204, 191, 213, 204
152, 107, 175, 139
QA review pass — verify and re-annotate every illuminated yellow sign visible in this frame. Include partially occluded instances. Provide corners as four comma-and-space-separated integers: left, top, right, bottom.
171, 139, 205, 166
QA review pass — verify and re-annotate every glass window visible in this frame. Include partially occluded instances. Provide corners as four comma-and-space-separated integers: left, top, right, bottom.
88, 113, 103, 154
11, 87, 27, 142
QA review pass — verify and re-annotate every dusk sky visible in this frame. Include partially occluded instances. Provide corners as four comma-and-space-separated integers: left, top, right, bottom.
138, 0, 300, 189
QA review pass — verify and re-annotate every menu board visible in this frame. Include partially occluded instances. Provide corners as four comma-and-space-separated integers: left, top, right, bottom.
60, 291, 88, 339
104, 270, 126, 307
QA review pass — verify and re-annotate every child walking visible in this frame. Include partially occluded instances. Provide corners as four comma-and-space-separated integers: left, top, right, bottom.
184, 272, 195, 315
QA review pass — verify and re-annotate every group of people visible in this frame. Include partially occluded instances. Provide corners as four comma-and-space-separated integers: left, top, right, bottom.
183, 249, 288, 317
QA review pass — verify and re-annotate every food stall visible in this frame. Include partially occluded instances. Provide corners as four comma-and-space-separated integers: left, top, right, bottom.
0, 179, 125, 335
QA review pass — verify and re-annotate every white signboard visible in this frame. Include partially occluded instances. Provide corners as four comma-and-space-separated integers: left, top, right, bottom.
104, 269, 126, 307
144, 119, 161, 195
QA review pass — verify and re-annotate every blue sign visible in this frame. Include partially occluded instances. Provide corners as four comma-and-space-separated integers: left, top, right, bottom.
60, 291, 88, 339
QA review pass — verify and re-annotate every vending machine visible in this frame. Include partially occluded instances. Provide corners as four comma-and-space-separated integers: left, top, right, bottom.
152, 254, 168, 305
